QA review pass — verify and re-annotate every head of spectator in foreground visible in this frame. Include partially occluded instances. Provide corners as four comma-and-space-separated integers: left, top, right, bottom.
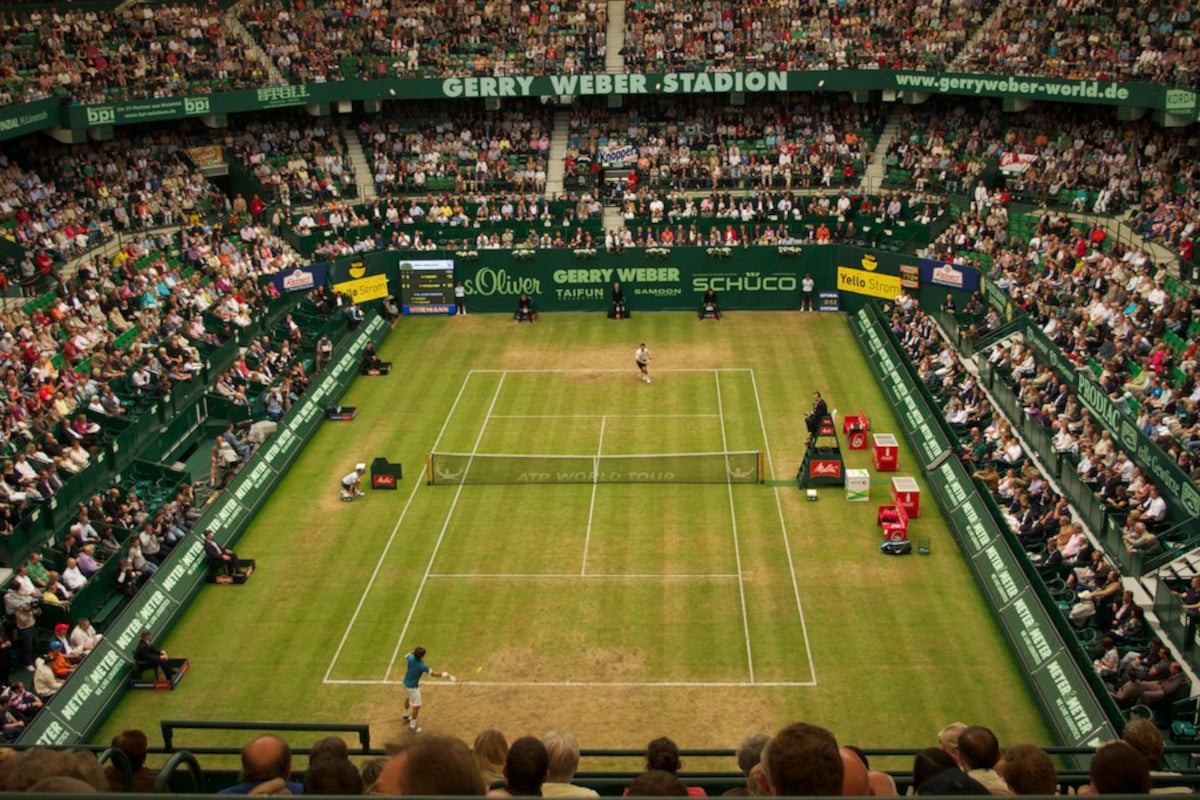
303, 756, 363, 795
473, 728, 509, 788
911, 749, 959, 795
760, 722, 842, 797
1088, 741, 1151, 794
956, 726, 1001, 771
308, 736, 350, 767
0, 748, 107, 792
736, 734, 770, 778
505, 736, 549, 796
241, 734, 292, 784
842, 745, 898, 797
937, 722, 967, 761
111, 729, 149, 772
628, 770, 689, 796
917, 769, 989, 796
840, 747, 870, 796
999, 744, 1056, 795
378, 736, 484, 796
544, 730, 585, 784
470, 734, 508, 786
646, 737, 685, 775
1122, 717, 1164, 771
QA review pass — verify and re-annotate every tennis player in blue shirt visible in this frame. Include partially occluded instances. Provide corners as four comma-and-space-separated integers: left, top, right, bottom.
403, 646, 456, 733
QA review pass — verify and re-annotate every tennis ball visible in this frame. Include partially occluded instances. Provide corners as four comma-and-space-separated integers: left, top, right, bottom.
476, 666, 483, 673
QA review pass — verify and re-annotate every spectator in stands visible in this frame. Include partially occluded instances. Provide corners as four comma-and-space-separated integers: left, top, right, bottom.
219, 734, 302, 795
759, 722, 842, 796
953, 726, 1011, 795
69, 618, 102, 656
1112, 660, 1190, 709
377, 736, 485, 796
1085, 741, 1152, 795
0, 748, 107, 793
638, 737, 704, 797
104, 729, 161, 793
542, 730, 597, 798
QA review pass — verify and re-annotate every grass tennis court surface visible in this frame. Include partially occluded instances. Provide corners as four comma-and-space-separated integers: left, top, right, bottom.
96, 312, 1050, 759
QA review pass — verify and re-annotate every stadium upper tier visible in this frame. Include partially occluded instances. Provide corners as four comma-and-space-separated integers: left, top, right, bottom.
1, 0, 1198, 109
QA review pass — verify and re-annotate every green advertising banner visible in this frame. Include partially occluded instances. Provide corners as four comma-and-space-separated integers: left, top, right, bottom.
1021, 320, 1200, 521
43, 70, 1176, 134
0, 96, 61, 142
20, 315, 389, 745
327, 245, 925, 315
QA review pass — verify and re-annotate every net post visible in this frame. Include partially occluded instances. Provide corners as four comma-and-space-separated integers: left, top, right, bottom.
759, 451, 764, 484
425, 452, 432, 485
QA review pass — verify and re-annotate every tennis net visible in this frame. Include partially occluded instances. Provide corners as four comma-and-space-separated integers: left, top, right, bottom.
426, 451, 763, 485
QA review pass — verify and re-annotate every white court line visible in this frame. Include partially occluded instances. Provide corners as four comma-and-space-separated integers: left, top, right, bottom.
750, 369, 817, 686
381, 373, 508, 682
581, 415, 605, 576
321, 371, 480, 684
467, 368, 754, 374
715, 371, 755, 684
428, 573, 739, 579
324, 679, 818, 688
490, 414, 720, 419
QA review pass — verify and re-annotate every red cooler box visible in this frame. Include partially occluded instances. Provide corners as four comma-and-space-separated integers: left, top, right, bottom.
872, 433, 899, 471
848, 429, 869, 450
890, 476, 921, 518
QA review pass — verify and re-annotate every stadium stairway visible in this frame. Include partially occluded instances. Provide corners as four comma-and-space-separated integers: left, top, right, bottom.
605, 0, 626, 73
948, 0, 1008, 71
225, 2, 285, 86
545, 109, 571, 198
342, 119, 378, 202
860, 106, 905, 195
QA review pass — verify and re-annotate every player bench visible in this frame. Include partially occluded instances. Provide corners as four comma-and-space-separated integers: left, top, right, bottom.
876, 503, 909, 542
842, 409, 869, 434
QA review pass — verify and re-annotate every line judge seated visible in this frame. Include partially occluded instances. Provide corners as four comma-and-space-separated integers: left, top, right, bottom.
609, 281, 630, 319
514, 292, 538, 323
698, 287, 721, 320
360, 342, 391, 375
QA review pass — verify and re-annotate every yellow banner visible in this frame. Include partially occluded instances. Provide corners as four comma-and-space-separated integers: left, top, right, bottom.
334, 274, 389, 304
836, 267, 902, 300
185, 145, 224, 168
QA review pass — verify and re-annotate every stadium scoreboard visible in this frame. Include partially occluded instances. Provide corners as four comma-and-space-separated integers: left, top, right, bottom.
400, 259, 455, 315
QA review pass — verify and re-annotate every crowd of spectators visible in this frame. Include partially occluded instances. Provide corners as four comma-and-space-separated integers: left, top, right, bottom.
0, 719, 1186, 795
0, 2, 274, 106
981, 210, 1200, 492
609, 188, 946, 248
358, 102, 552, 197
224, 113, 356, 207
956, 0, 1200, 88
883, 102, 1000, 196
240, 0, 606, 83
565, 95, 886, 194
0, 131, 227, 274
622, 0, 993, 72
889, 293, 1195, 722
296, 193, 598, 257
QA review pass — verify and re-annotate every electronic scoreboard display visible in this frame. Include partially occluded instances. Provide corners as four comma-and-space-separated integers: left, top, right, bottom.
399, 259, 455, 315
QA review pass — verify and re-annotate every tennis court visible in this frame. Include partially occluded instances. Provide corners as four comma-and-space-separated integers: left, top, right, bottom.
324, 368, 815, 688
